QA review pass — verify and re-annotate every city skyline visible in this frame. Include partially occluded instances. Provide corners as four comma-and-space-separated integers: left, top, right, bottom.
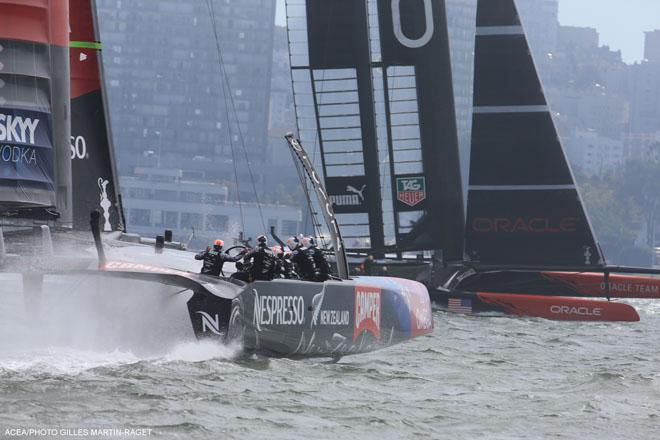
275, 0, 660, 64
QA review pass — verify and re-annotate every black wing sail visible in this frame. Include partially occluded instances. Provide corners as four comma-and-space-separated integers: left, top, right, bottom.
375, 0, 464, 258
286, 0, 464, 259
287, 0, 386, 253
465, 0, 603, 267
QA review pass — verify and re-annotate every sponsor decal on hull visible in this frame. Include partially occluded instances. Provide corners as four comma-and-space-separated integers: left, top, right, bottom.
393, 278, 433, 336
253, 290, 305, 331
320, 310, 350, 326
354, 286, 381, 341
543, 272, 660, 299
196, 311, 222, 335
477, 293, 640, 322
549, 305, 602, 317
311, 289, 351, 328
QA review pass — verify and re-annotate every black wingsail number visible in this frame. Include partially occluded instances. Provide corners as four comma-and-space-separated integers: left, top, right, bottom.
391, 0, 434, 48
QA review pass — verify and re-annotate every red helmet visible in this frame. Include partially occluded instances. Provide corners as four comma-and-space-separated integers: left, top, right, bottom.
214, 239, 224, 247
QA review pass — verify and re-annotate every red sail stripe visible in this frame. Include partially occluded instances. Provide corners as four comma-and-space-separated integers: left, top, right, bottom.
69, 0, 101, 98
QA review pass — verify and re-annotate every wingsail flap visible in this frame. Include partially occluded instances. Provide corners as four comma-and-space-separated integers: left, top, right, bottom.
70, 0, 124, 231
287, 0, 464, 258
288, 0, 385, 252
0, 0, 69, 212
375, 0, 464, 256
465, 0, 603, 267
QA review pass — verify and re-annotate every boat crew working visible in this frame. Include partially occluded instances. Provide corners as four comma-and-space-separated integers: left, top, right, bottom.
194, 239, 244, 276
301, 236, 331, 281
286, 236, 319, 281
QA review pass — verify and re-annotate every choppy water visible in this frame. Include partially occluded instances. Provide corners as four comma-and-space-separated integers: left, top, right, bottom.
1, 274, 659, 440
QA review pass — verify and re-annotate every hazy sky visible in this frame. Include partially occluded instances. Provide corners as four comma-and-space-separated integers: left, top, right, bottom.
275, 0, 660, 64
559, 0, 660, 63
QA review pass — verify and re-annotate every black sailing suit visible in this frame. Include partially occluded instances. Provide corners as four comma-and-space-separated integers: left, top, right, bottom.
291, 248, 318, 281
276, 256, 297, 279
307, 245, 331, 281
195, 247, 241, 276
243, 245, 277, 281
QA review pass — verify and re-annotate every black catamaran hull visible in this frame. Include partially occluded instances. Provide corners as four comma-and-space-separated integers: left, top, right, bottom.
100, 262, 434, 358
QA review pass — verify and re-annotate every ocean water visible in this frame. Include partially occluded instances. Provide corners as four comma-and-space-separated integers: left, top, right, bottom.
0, 274, 659, 440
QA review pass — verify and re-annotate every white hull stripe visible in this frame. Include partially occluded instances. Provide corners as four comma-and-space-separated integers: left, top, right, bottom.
475, 26, 524, 36
469, 185, 576, 191
473, 105, 549, 114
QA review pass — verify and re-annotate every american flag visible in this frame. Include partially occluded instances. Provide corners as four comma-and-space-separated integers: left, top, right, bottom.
448, 298, 472, 314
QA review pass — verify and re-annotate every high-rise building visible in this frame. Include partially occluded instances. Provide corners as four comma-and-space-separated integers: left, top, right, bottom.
644, 30, 660, 63
96, 0, 302, 247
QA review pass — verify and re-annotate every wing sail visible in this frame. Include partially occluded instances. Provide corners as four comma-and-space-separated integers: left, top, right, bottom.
0, 0, 70, 214
465, 0, 604, 267
286, 0, 464, 259
70, 0, 124, 231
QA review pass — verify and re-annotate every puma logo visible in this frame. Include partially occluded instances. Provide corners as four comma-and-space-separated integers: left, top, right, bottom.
346, 184, 366, 202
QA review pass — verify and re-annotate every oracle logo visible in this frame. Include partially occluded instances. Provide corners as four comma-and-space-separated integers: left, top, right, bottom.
471, 217, 577, 234
550, 305, 602, 317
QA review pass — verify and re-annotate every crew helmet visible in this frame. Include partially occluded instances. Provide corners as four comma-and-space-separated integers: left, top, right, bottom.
286, 236, 299, 250
214, 239, 224, 248
300, 236, 312, 248
257, 235, 268, 246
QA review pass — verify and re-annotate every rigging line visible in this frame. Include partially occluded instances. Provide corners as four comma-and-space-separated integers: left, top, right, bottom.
289, 147, 329, 250
285, 1, 327, 240
289, 148, 321, 239
206, 0, 267, 234
205, 0, 245, 231
289, 148, 317, 234
205, 0, 245, 233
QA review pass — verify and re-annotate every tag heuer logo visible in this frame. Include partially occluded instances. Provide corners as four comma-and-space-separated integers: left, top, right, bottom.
396, 177, 426, 207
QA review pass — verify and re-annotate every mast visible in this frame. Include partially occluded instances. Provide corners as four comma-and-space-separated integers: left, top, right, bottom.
285, 133, 349, 279
464, 0, 604, 267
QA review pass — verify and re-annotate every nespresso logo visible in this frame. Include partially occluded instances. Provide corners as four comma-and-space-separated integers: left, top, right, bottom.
471, 217, 578, 233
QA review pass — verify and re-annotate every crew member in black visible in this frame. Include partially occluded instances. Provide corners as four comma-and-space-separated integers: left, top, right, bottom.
286, 236, 318, 281
242, 235, 277, 281
361, 254, 375, 276
272, 245, 297, 279
194, 239, 242, 276
301, 236, 331, 281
